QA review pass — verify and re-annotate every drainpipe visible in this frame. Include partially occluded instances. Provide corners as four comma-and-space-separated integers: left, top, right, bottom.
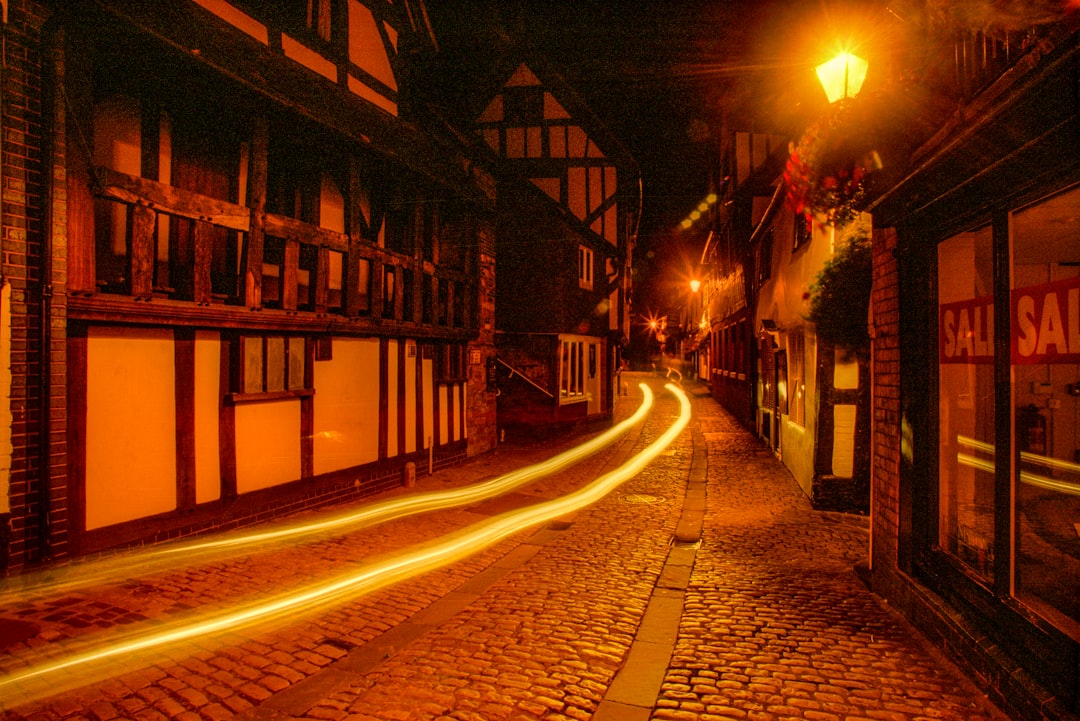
34, 14, 54, 562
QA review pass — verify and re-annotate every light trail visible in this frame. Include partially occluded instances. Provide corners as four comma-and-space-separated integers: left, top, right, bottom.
0, 386, 654, 601
0, 383, 690, 710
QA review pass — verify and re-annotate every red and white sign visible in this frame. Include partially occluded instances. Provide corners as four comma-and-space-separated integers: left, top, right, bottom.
1012, 275, 1080, 364
940, 295, 994, 364
939, 275, 1080, 365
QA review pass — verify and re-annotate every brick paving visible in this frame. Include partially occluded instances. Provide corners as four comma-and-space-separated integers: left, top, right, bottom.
0, 373, 1008, 721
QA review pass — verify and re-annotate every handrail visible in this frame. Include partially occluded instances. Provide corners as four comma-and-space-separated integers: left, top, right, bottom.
496, 357, 555, 398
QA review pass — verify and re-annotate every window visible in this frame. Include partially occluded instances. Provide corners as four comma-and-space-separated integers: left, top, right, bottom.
793, 213, 812, 251
938, 224, 996, 582
437, 343, 465, 381
758, 229, 773, 286
240, 335, 309, 395
578, 245, 594, 290
1010, 185, 1080, 637
560, 338, 586, 400
932, 183, 1080, 641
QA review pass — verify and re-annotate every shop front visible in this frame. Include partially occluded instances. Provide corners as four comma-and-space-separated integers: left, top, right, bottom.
868, 35, 1080, 721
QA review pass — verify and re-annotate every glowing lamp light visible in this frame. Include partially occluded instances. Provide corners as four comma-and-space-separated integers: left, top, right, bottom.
689, 279, 702, 293
816, 52, 868, 103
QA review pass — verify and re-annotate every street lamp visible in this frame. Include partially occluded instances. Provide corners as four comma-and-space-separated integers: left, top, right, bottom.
689, 279, 701, 293
816, 51, 868, 103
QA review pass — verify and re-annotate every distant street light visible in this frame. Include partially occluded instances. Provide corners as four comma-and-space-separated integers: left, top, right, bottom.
816, 52, 868, 103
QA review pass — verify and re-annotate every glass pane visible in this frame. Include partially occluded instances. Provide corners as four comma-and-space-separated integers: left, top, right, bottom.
1011, 184, 1080, 638
266, 337, 285, 392
938, 224, 995, 581
288, 337, 306, 391
243, 337, 264, 394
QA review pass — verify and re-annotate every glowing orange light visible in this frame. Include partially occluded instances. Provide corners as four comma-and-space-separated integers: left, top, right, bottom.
816, 52, 868, 103
0, 384, 691, 708
689, 279, 701, 293
1, 392, 655, 601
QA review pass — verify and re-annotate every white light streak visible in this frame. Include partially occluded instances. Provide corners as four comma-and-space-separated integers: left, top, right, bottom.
1, 384, 690, 708
1, 387, 654, 601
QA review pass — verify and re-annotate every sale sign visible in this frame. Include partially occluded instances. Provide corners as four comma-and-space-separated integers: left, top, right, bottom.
939, 275, 1080, 365
1012, 275, 1080, 364
940, 294, 995, 364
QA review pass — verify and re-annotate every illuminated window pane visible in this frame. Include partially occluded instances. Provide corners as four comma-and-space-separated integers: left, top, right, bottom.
937, 224, 995, 581
1011, 183, 1080, 638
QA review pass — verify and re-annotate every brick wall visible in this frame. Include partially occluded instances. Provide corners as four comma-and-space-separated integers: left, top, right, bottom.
2, 0, 59, 572
870, 225, 900, 582
467, 217, 497, 456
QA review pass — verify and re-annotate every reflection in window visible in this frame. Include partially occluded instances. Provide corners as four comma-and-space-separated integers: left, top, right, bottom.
938, 224, 995, 581
1011, 184, 1080, 638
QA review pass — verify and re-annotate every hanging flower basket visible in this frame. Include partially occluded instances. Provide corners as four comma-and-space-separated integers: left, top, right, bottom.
783, 100, 880, 227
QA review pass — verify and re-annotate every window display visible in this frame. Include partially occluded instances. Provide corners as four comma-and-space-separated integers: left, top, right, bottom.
938, 225, 996, 581
1011, 186, 1080, 637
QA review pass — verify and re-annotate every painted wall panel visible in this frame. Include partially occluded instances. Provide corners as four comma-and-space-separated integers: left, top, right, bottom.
282, 33, 337, 82
347, 0, 398, 91
86, 327, 176, 530
423, 358, 434, 449
461, 382, 468, 440
313, 337, 380, 475
195, 331, 221, 504
568, 167, 586, 221
831, 404, 856, 478
439, 383, 449, 444
405, 343, 417, 453
191, 0, 268, 43
235, 400, 301, 493
388, 340, 399, 457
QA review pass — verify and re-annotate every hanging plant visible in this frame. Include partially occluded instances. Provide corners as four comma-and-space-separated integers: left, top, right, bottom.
807, 230, 872, 358
783, 100, 881, 227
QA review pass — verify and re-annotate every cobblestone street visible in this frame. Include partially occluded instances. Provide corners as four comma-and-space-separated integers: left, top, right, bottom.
1, 373, 1008, 721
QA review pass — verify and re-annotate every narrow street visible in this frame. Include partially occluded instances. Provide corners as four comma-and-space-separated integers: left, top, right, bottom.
2, 373, 1007, 721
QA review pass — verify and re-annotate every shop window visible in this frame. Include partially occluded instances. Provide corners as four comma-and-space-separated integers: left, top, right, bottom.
1010, 185, 1080, 637
938, 224, 996, 582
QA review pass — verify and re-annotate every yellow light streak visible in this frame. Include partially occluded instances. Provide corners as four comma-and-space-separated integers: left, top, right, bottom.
955, 435, 1080, 496
1, 388, 654, 601
0, 383, 691, 709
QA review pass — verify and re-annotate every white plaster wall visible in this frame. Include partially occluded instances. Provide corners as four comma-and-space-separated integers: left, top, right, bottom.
195, 332, 221, 503
313, 337, 380, 475
86, 327, 176, 529
235, 400, 301, 493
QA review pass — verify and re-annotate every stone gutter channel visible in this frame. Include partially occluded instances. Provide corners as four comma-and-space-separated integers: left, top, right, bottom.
594, 426, 707, 721
238, 391, 705, 721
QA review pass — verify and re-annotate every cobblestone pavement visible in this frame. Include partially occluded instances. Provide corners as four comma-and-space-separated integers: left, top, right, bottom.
0, 374, 1009, 721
